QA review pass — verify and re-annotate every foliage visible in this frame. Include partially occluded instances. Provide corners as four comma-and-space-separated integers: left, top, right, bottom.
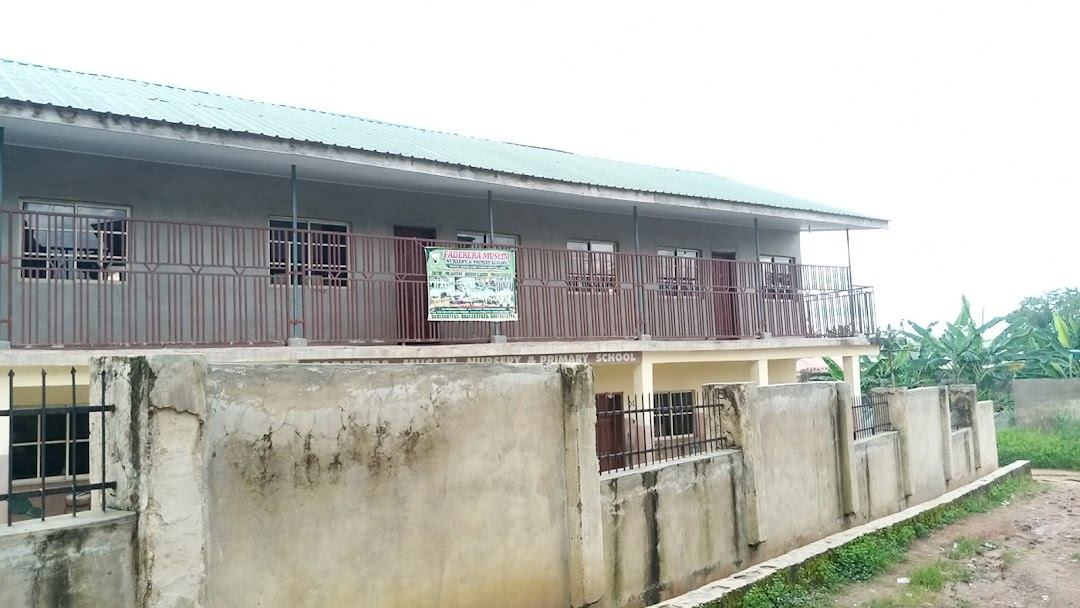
819, 289, 1080, 410
997, 415, 1080, 470
704, 476, 1037, 608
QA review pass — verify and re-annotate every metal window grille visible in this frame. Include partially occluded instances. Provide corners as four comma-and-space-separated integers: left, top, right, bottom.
852, 392, 893, 440
594, 390, 735, 474
1, 368, 116, 524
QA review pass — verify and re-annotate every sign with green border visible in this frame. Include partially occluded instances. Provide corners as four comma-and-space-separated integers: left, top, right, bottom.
426, 248, 518, 322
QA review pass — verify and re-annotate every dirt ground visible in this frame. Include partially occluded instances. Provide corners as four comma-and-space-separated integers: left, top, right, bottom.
827, 470, 1080, 608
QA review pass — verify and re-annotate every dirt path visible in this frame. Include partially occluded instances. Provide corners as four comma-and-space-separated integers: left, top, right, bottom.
826, 470, 1080, 608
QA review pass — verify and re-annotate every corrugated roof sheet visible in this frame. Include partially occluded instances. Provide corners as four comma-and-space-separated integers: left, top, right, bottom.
0, 58, 880, 221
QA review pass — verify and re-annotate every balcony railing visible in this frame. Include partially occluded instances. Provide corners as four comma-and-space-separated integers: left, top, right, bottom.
0, 209, 876, 348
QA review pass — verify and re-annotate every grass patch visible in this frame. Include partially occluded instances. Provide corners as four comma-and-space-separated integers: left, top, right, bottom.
997, 415, 1080, 470
705, 474, 1038, 608
947, 537, 983, 560
1071, 551, 1080, 562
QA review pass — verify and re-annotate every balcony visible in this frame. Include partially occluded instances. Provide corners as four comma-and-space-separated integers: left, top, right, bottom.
0, 209, 876, 348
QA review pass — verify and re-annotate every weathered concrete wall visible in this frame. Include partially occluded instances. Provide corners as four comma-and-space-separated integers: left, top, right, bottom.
1014, 378, 1080, 429
950, 428, 976, 485
600, 452, 744, 608
93, 355, 602, 608
976, 400, 999, 471
0, 512, 137, 608
853, 432, 905, 522
756, 382, 844, 555
889, 387, 949, 505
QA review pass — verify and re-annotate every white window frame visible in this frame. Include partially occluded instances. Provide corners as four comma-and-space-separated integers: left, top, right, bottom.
567, 239, 617, 291
456, 231, 520, 247
20, 200, 129, 282
10, 407, 91, 484
269, 217, 350, 287
652, 391, 696, 438
759, 254, 797, 299
657, 247, 700, 293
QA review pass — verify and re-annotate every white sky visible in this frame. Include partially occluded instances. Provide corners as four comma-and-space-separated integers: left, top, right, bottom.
3, 1, 1078, 327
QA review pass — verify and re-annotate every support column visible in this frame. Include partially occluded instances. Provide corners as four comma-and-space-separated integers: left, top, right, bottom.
703, 382, 768, 545
634, 206, 648, 340
287, 165, 308, 347
845, 229, 859, 336
938, 386, 955, 485
842, 354, 861, 396
488, 190, 506, 344
629, 355, 655, 465
749, 359, 769, 387
0, 126, 8, 348
754, 218, 769, 337
835, 381, 860, 518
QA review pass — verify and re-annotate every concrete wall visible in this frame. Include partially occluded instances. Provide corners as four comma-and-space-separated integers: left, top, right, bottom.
1014, 378, 1080, 428
0, 512, 137, 608
755, 382, 845, 555
600, 452, 745, 608
94, 355, 602, 608
80, 354, 1001, 608
853, 432, 905, 522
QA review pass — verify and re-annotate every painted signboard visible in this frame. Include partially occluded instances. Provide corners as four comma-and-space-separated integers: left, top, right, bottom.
426, 247, 518, 322
300, 352, 641, 366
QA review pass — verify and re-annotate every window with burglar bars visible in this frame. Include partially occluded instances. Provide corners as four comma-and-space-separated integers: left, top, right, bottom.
657, 248, 699, 293
653, 391, 696, 436
269, 218, 349, 286
760, 254, 796, 299
11, 410, 89, 481
567, 240, 617, 291
852, 392, 893, 440
21, 201, 128, 281
2, 369, 116, 524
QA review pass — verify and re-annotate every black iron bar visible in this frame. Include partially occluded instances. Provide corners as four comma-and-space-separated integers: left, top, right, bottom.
70, 367, 77, 518
6, 369, 12, 526
100, 370, 106, 512
39, 370, 45, 521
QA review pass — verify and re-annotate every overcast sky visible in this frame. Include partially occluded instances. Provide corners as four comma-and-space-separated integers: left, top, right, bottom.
3, 1, 1077, 327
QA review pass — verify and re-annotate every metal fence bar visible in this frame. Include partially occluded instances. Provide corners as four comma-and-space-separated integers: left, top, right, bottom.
852, 392, 893, 440
595, 390, 734, 474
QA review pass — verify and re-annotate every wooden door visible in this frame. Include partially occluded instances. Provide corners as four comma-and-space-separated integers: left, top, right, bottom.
595, 393, 625, 473
711, 252, 738, 338
394, 226, 437, 343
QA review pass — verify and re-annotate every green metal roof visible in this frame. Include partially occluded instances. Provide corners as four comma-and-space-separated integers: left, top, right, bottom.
0, 58, 882, 222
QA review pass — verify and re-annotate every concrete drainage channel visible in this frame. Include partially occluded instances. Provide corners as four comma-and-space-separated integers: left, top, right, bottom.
649, 460, 1033, 608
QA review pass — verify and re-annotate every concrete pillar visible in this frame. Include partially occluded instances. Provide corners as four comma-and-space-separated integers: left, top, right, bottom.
938, 387, 955, 484
834, 381, 860, 518
702, 382, 768, 546
630, 355, 656, 463
949, 385, 979, 468
842, 355, 861, 396
559, 366, 604, 607
749, 359, 769, 387
885, 388, 914, 500
92, 355, 209, 608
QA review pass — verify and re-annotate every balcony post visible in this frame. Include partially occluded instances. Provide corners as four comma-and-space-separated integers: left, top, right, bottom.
287, 165, 307, 347
754, 218, 769, 338
489, 190, 505, 343
0, 126, 7, 348
634, 206, 648, 340
846, 229, 858, 336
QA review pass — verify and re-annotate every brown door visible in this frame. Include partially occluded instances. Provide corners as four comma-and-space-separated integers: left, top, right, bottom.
711, 252, 738, 338
394, 226, 437, 343
595, 393, 625, 473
